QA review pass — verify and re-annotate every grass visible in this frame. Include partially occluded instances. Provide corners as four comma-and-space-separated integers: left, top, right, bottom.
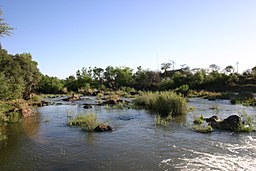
133, 91, 187, 117
193, 115, 205, 125
0, 132, 8, 141
192, 111, 255, 133
193, 125, 213, 133
230, 92, 256, 106
192, 115, 212, 133
155, 115, 172, 126
68, 112, 99, 132
237, 111, 256, 132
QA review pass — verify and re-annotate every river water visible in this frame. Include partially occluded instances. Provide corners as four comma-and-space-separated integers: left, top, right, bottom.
0, 98, 255, 171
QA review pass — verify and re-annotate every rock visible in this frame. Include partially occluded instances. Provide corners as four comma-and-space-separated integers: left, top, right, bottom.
94, 124, 113, 132
63, 94, 81, 101
83, 104, 93, 109
205, 115, 241, 131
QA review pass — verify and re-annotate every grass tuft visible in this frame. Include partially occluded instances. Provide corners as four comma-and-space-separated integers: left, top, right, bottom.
193, 115, 205, 125
133, 91, 187, 117
193, 125, 213, 133
155, 115, 172, 126
68, 112, 99, 132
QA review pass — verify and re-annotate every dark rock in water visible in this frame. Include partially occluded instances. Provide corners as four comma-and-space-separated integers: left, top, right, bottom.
94, 124, 113, 132
205, 115, 241, 131
83, 104, 93, 109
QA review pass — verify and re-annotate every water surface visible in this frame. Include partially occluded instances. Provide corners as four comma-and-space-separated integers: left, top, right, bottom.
0, 98, 255, 171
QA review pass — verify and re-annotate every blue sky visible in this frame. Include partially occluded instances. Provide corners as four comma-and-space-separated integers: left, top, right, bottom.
1, 0, 256, 78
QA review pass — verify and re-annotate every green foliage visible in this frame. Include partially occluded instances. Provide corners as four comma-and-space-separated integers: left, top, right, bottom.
28, 94, 42, 104
0, 132, 8, 141
155, 115, 172, 126
230, 92, 255, 106
37, 75, 64, 94
193, 125, 213, 133
0, 9, 13, 38
0, 101, 25, 126
0, 49, 41, 100
237, 111, 255, 132
68, 112, 99, 132
193, 115, 205, 125
134, 91, 187, 117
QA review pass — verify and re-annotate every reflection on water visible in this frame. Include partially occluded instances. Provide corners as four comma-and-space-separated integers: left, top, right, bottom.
0, 98, 255, 171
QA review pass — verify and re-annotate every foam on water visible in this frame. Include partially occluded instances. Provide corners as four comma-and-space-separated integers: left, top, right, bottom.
160, 135, 256, 171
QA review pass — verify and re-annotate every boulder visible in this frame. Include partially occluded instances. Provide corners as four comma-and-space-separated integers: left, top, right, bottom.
83, 104, 93, 109
94, 124, 113, 132
205, 115, 241, 131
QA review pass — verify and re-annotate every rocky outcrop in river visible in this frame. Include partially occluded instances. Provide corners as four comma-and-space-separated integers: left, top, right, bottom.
205, 115, 241, 131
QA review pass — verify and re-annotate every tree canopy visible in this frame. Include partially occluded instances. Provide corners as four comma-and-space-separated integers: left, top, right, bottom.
0, 9, 13, 38
0, 49, 41, 100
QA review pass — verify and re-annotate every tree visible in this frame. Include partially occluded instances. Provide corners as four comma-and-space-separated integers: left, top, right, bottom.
0, 9, 13, 38
103, 66, 116, 88
92, 67, 104, 84
14, 53, 41, 99
115, 67, 133, 88
224, 65, 235, 75
252, 66, 256, 78
209, 64, 220, 73
161, 63, 172, 73
0, 50, 41, 100
37, 75, 64, 94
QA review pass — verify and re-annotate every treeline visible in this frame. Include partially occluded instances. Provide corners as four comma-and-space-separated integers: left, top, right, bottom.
37, 62, 256, 95
1, 48, 256, 101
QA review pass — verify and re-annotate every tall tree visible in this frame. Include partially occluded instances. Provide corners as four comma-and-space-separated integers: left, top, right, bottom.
0, 50, 41, 100
209, 64, 220, 72
15, 53, 41, 99
0, 9, 13, 38
224, 65, 235, 75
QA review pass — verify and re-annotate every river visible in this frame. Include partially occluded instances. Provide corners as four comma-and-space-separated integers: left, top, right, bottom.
0, 98, 255, 171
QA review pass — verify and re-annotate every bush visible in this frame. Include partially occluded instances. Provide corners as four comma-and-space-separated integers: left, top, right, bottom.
133, 91, 187, 117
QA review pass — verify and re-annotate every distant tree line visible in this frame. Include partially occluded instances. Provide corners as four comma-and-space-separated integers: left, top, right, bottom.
1, 47, 256, 100
37, 63, 256, 95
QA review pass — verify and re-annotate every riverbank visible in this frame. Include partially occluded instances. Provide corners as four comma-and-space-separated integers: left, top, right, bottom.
0, 99, 37, 127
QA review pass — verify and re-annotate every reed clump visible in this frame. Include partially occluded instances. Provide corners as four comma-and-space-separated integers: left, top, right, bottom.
133, 91, 187, 117
68, 112, 99, 132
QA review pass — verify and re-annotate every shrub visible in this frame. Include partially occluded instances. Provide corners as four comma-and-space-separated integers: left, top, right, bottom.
133, 91, 187, 117
230, 91, 256, 106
